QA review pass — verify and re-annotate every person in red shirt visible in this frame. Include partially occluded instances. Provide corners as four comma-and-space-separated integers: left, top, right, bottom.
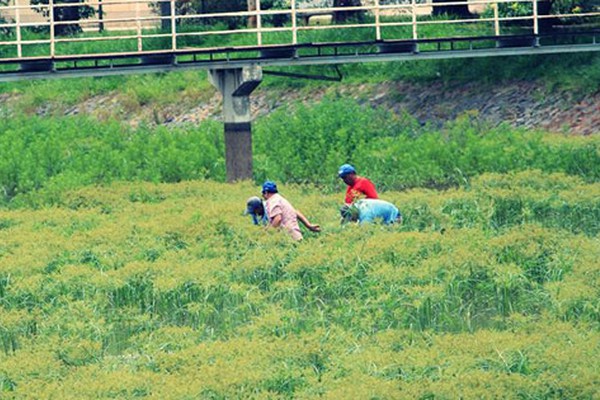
338, 164, 379, 205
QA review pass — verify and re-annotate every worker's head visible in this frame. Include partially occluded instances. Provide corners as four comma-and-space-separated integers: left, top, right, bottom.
338, 164, 357, 186
395, 213, 403, 224
261, 181, 278, 199
340, 204, 359, 224
245, 196, 265, 217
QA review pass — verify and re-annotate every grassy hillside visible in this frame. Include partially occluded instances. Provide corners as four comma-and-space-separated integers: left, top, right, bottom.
0, 173, 599, 398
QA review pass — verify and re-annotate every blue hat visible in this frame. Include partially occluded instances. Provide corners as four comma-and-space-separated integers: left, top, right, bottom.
338, 164, 356, 178
262, 181, 278, 194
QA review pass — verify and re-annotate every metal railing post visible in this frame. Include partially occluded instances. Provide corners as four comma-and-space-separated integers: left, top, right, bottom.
49, 0, 55, 57
291, 0, 297, 44
532, 0, 539, 35
171, 0, 177, 50
98, 0, 104, 32
375, 0, 381, 41
256, 0, 262, 46
136, 0, 142, 52
15, 0, 22, 58
411, 0, 417, 40
494, 2, 500, 36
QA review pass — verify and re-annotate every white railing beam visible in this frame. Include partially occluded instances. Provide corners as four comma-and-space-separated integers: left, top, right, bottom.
494, 2, 500, 36
292, 0, 297, 44
49, 0, 55, 57
256, 0, 262, 46
375, 0, 381, 41
170, 0, 176, 50
15, 0, 22, 58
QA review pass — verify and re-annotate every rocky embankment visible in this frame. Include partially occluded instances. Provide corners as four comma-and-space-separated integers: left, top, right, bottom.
145, 81, 599, 135
1, 80, 598, 134
373, 81, 599, 135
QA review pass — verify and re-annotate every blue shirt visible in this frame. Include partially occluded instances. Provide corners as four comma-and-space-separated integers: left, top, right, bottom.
250, 212, 268, 226
248, 200, 269, 226
355, 199, 401, 225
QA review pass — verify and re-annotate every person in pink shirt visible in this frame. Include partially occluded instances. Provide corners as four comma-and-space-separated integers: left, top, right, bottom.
338, 164, 379, 205
261, 181, 321, 241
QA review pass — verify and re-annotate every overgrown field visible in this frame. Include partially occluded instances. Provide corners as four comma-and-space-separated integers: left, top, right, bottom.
0, 170, 599, 398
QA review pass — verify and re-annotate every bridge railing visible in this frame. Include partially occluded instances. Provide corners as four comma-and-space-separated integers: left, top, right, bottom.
0, 0, 598, 61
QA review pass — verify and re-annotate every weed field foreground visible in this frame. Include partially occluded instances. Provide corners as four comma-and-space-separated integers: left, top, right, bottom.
0, 171, 599, 399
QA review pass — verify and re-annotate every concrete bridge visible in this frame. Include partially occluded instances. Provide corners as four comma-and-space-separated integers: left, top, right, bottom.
1, 0, 598, 180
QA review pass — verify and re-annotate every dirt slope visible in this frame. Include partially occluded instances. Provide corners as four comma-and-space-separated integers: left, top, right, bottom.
1, 80, 598, 134
164, 81, 599, 135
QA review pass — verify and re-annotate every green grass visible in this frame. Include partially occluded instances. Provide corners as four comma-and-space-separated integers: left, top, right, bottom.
0, 175, 598, 398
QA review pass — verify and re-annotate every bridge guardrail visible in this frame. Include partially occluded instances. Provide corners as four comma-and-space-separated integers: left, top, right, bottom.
0, 0, 598, 62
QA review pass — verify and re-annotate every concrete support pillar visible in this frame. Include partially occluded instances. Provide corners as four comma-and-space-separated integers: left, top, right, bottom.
209, 66, 262, 182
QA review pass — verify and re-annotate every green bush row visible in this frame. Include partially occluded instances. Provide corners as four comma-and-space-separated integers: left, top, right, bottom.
0, 116, 224, 206
1, 98, 598, 207
254, 98, 599, 188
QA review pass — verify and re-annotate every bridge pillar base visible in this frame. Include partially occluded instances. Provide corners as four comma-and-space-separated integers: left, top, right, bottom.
209, 66, 263, 182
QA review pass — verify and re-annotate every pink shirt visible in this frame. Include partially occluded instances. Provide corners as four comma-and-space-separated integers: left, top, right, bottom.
265, 193, 302, 241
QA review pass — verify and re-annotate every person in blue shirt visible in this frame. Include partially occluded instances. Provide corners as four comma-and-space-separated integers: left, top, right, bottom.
245, 196, 268, 226
340, 199, 402, 225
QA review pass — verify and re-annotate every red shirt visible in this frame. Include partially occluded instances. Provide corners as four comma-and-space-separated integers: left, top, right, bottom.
345, 176, 378, 205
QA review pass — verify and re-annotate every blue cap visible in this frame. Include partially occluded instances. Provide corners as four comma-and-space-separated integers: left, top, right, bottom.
262, 181, 278, 194
338, 164, 356, 178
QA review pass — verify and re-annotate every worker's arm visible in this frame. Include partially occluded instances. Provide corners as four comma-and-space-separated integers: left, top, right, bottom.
296, 210, 321, 232
265, 202, 283, 229
344, 186, 354, 205
270, 213, 282, 228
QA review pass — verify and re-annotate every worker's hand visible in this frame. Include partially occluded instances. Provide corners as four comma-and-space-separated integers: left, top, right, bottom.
308, 224, 321, 233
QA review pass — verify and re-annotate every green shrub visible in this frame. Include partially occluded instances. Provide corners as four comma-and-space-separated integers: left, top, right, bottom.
0, 115, 224, 206
1, 98, 599, 207
254, 100, 599, 191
